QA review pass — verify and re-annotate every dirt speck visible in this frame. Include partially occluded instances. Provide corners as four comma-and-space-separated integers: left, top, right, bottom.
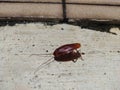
0, 80, 3, 82
34, 75, 38, 78
34, 86, 37, 88
46, 50, 49, 52
38, 85, 41, 88
104, 73, 107, 75
19, 51, 23, 53
32, 44, 35, 47
117, 51, 120, 53
61, 28, 64, 30
51, 74, 54, 76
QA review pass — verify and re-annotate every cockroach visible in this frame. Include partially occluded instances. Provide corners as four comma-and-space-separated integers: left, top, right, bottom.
34, 43, 84, 74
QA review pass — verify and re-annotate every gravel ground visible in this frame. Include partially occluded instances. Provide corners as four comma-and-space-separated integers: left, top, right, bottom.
0, 23, 120, 90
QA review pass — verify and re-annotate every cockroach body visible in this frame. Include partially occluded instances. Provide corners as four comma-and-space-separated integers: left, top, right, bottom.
53, 43, 83, 62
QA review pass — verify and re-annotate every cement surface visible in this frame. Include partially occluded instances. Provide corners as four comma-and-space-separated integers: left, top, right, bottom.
0, 23, 120, 90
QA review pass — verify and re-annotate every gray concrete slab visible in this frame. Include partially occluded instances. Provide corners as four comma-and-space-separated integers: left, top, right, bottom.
0, 23, 120, 90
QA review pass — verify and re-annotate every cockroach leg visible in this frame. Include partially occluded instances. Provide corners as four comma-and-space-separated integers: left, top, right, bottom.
72, 59, 77, 63
80, 55, 84, 61
77, 49, 84, 60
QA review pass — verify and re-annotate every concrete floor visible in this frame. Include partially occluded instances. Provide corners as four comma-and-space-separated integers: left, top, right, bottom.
0, 23, 120, 90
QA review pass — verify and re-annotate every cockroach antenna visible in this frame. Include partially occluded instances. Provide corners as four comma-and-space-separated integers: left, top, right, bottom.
34, 57, 54, 74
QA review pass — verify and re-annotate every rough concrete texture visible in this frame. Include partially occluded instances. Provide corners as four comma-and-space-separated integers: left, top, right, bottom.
0, 23, 120, 90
